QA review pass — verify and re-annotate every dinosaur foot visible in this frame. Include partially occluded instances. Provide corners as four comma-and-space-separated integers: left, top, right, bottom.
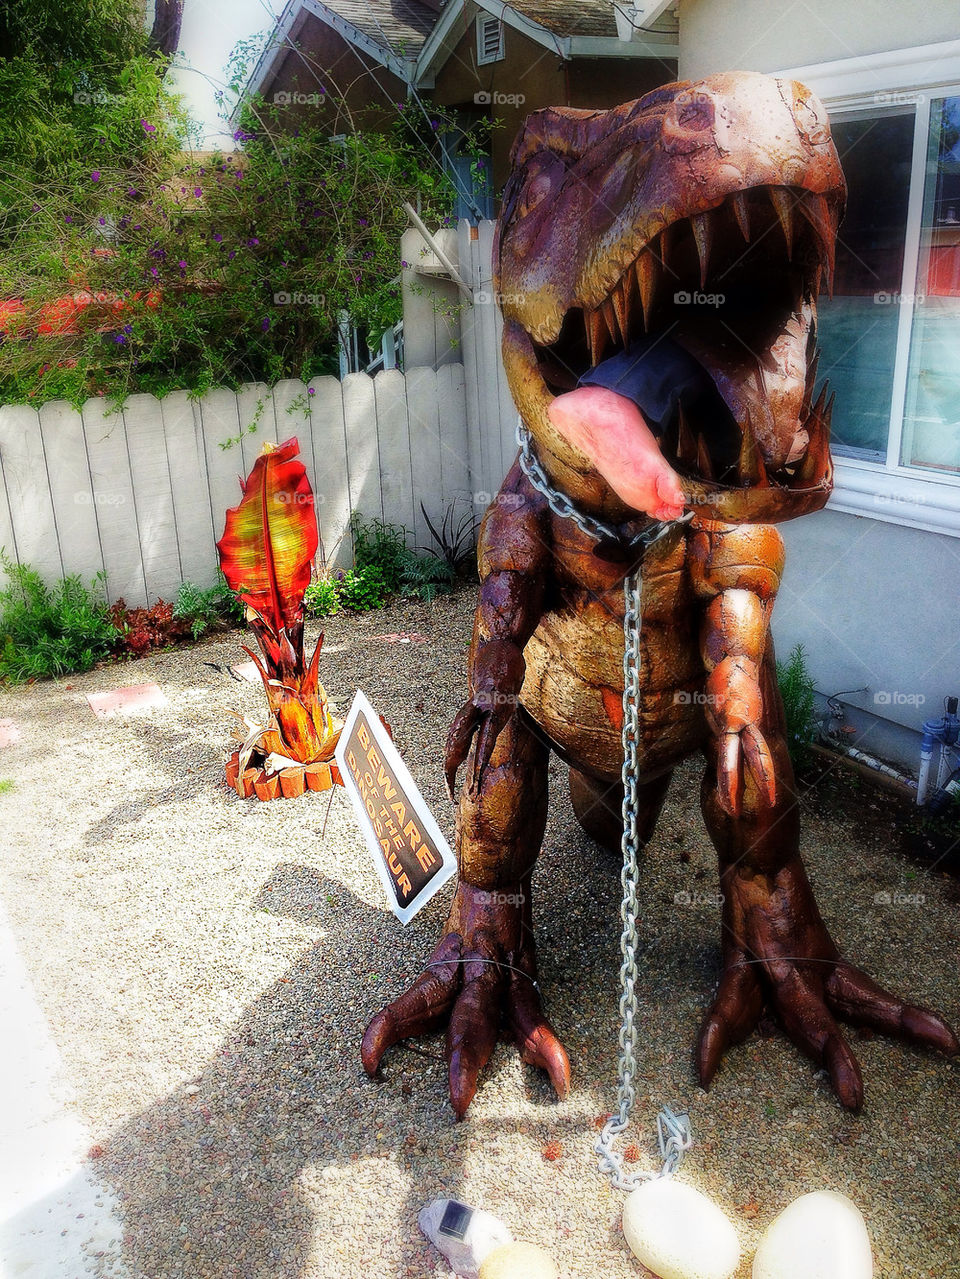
696, 857, 959, 1111
361, 879, 570, 1118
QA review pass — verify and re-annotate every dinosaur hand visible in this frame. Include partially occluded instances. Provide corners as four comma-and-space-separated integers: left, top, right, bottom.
704, 655, 777, 816
444, 639, 526, 799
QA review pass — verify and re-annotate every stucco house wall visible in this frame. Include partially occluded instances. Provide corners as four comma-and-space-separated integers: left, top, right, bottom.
678, 3, 960, 771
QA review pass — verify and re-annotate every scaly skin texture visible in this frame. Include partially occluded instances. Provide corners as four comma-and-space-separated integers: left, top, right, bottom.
362, 72, 958, 1117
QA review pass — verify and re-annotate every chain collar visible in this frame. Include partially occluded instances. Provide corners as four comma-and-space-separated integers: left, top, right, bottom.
515, 416, 692, 564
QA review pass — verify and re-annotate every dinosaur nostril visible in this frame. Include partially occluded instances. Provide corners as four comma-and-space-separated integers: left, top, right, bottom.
677, 100, 714, 131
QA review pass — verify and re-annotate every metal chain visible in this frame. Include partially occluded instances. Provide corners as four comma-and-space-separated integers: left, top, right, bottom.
513, 413, 694, 1189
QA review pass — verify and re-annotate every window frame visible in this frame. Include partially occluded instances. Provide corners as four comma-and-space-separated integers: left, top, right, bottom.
476, 14, 505, 66
778, 39, 960, 536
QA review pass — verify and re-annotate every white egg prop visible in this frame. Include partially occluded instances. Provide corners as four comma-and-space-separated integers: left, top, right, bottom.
752, 1191, 873, 1279
622, 1177, 741, 1279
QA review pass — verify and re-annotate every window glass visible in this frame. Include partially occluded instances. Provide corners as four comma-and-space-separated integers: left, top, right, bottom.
901, 95, 960, 474
816, 110, 914, 459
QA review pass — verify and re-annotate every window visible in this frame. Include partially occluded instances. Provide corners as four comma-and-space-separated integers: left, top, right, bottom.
781, 41, 960, 535
476, 15, 504, 66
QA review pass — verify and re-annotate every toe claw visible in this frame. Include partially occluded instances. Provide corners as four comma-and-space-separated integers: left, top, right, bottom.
696, 1013, 727, 1089
824, 1033, 864, 1112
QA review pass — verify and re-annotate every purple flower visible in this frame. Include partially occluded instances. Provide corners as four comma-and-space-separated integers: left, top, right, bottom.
308, 387, 315, 396
177, 259, 187, 269
247, 237, 259, 247
194, 187, 202, 197
98, 216, 106, 226
141, 119, 155, 133
261, 316, 270, 332
90, 170, 100, 182
212, 233, 222, 243
64, 215, 73, 223
150, 266, 159, 277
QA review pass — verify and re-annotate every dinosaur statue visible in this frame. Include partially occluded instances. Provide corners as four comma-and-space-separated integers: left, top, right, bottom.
362, 71, 959, 1116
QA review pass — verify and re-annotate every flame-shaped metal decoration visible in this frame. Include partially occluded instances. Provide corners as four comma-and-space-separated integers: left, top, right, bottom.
217, 437, 343, 800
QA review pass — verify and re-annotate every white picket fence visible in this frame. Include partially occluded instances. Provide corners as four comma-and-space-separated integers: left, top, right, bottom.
0, 220, 519, 608
0, 367, 473, 607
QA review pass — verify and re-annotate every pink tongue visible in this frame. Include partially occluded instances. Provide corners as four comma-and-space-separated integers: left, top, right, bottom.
547, 385, 686, 521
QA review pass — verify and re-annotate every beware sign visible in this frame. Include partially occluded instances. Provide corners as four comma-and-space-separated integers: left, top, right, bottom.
335, 689, 456, 924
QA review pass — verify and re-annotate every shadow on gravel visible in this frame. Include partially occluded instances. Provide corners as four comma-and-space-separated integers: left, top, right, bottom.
93, 865, 485, 1279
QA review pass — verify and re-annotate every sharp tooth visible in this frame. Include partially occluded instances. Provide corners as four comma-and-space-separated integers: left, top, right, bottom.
731, 191, 751, 242
769, 187, 796, 258
601, 297, 619, 344
800, 349, 820, 420
657, 222, 677, 278
635, 250, 659, 330
586, 308, 610, 365
798, 194, 835, 293
611, 276, 630, 340
795, 382, 830, 482
737, 410, 769, 487
690, 211, 712, 288
677, 402, 697, 466
696, 433, 715, 480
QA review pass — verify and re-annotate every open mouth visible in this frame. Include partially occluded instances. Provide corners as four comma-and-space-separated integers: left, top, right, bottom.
529, 184, 836, 503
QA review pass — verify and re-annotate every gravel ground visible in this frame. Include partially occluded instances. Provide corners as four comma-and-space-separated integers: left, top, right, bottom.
0, 587, 958, 1279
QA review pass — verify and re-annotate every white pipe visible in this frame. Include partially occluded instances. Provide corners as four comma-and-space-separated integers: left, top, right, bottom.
402, 202, 473, 300
820, 736, 918, 790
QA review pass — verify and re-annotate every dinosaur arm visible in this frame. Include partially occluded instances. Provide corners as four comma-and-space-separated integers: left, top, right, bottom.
445, 461, 552, 796
690, 522, 785, 816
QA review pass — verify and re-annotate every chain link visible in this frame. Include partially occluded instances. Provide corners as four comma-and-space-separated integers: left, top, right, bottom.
513, 413, 694, 1189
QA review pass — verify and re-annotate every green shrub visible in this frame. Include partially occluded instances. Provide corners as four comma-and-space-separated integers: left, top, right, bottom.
0, 553, 116, 682
174, 574, 245, 639
304, 575, 341, 617
337, 565, 390, 611
776, 642, 818, 771
399, 547, 456, 601
350, 513, 408, 592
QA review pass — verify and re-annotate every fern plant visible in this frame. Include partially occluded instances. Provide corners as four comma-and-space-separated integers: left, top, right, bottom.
0, 553, 116, 682
776, 642, 818, 771
174, 573, 245, 639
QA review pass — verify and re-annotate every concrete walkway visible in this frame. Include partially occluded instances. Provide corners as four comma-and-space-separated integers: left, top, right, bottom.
0, 900, 127, 1279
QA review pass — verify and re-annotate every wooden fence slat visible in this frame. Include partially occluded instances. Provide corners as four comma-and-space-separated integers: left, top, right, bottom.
308, 376, 351, 569
458, 221, 488, 509
161, 390, 218, 589
438, 362, 472, 512
0, 405, 62, 587
81, 398, 147, 606
199, 388, 245, 553
374, 369, 415, 538
37, 400, 102, 585
237, 381, 279, 476
123, 393, 182, 604
341, 373, 382, 526
405, 367, 442, 550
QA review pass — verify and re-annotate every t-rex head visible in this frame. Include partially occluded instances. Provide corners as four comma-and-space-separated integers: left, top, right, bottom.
495, 71, 846, 525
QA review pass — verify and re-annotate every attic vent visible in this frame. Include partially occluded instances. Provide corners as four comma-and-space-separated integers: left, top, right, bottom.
476, 14, 504, 66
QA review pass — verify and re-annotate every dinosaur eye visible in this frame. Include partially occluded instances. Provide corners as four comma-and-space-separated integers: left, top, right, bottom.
520, 169, 552, 217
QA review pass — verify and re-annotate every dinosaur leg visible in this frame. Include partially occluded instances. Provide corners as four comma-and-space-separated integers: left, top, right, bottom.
697, 649, 958, 1111
362, 708, 569, 1118
569, 766, 672, 856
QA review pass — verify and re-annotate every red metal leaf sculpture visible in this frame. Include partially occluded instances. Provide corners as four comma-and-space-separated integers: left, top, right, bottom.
217, 438, 342, 798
